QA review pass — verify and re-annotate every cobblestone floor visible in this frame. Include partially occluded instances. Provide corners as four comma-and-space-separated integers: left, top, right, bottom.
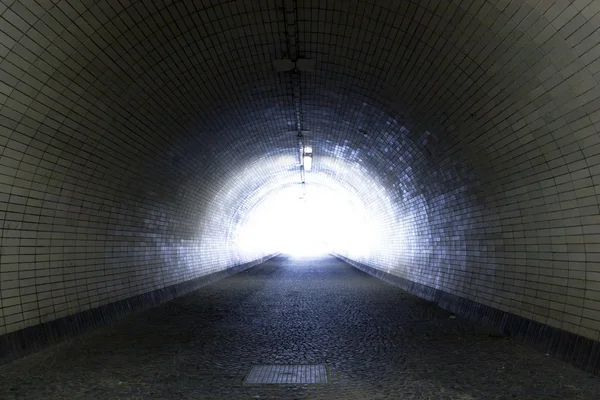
1, 256, 599, 399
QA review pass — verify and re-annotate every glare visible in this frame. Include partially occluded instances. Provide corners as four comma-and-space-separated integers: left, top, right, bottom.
303, 155, 312, 171
233, 185, 378, 258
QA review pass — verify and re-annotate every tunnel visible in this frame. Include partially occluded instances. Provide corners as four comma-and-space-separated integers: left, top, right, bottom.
1, 0, 600, 398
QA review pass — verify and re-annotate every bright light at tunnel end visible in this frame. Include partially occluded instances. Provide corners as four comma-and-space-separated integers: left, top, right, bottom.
234, 184, 379, 259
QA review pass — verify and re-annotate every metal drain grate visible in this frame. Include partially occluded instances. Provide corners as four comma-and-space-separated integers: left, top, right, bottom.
244, 364, 328, 384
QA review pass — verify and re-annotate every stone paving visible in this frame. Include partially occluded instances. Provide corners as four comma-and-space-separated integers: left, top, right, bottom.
0, 256, 599, 399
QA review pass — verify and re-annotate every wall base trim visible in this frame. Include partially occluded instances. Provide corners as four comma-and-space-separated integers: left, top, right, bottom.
335, 254, 600, 376
0, 255, 277, 364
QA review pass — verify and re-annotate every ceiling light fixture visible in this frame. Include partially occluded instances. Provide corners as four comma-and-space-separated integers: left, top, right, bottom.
303, 154, 312, 171
303, 145, 313, 171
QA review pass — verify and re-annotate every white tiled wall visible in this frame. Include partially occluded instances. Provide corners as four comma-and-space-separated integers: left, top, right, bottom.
1, 0, 600, 343
321, 0, 600, 342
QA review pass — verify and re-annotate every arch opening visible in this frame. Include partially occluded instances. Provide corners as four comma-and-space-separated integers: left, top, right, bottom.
233, 182, 379, 259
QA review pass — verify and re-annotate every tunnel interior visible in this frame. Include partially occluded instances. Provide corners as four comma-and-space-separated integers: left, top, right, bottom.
1, 0, 600, 370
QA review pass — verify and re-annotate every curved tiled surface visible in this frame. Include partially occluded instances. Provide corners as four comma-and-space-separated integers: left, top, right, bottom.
1, 0, 600, 343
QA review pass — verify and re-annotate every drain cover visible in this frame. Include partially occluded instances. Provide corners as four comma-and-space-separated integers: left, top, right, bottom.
244, 364, 328, 384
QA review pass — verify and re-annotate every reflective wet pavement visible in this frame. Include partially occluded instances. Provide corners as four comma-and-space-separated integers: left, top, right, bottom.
1, 256, 599, 399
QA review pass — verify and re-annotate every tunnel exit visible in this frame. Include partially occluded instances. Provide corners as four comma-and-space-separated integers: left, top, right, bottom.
233, 183, 378, 258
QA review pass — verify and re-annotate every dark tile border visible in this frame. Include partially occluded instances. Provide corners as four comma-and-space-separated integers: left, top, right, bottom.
335, 254, 600, 376
0, 255, 277, 364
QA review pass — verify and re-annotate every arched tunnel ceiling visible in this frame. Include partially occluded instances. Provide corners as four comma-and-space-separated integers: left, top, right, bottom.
1, 0, 600, 342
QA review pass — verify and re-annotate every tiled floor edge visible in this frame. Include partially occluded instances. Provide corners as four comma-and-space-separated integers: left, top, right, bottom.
334, 254, 600, 376
0, 254, 278, 364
